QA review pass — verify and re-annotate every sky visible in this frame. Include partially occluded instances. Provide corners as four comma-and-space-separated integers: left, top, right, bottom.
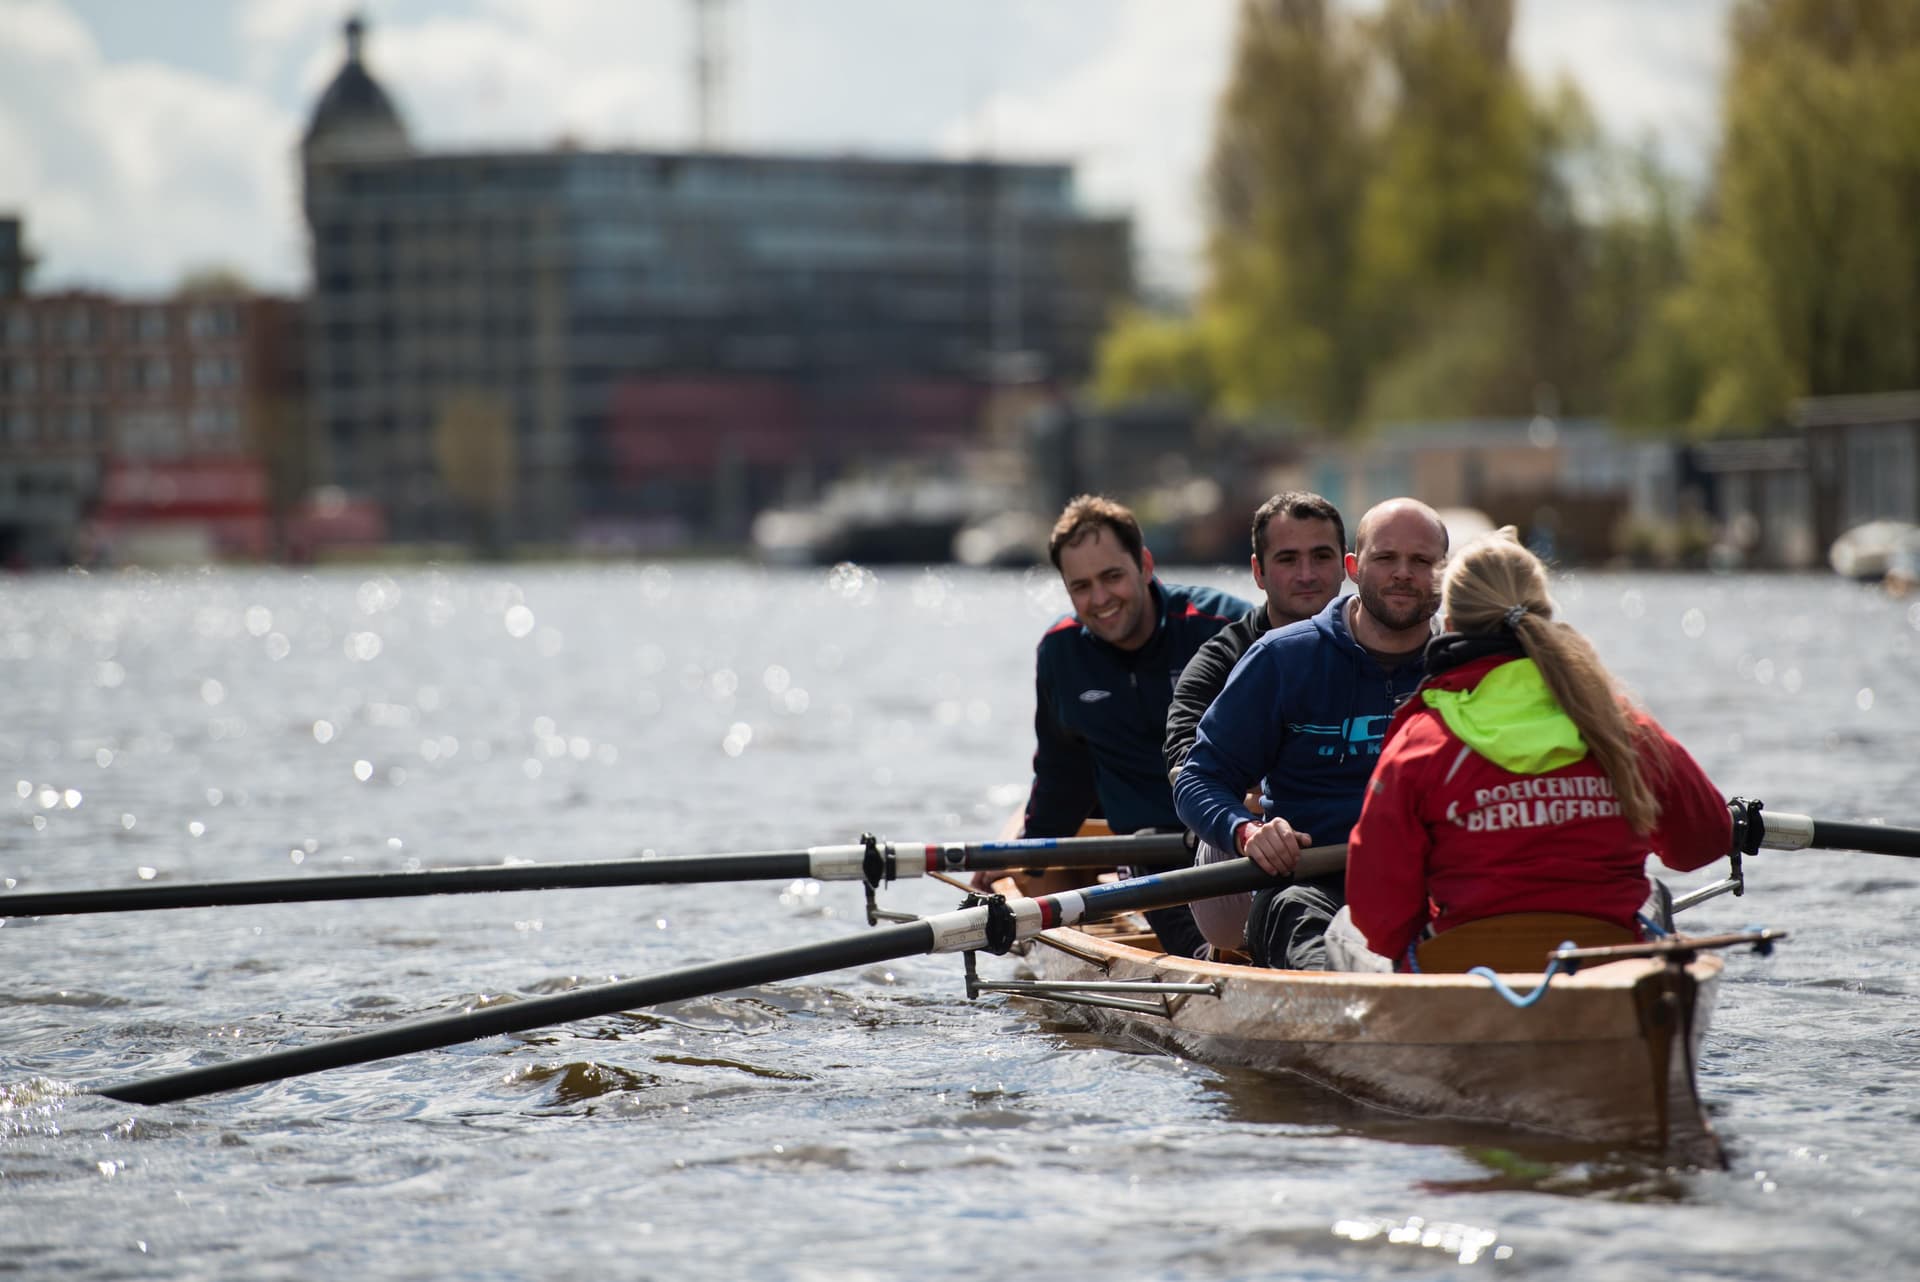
0, 0, 1735, 299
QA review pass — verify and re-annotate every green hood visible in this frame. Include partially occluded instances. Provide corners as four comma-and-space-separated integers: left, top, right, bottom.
1421, 658, 1588, 774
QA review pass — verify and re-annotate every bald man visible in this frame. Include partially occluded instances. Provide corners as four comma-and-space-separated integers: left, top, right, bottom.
1173, 498, 1449, 969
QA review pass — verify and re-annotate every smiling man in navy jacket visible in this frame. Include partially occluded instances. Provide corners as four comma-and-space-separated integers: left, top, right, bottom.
1004, 494, 1249, 958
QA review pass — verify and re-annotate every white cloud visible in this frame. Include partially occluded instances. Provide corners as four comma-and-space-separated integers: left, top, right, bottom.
932, 0, 1238, 295
1, 0, 1734, 299
0, 0, 305, 292
359, 12, 683, 151
1514, 0, 1732, 175
237, 0, 345, 71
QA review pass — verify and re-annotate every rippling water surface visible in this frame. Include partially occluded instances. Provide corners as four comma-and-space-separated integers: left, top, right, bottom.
3, 563, 1917, 1280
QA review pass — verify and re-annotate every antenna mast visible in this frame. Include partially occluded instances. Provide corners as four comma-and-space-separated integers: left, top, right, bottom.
692, 0, 731, 150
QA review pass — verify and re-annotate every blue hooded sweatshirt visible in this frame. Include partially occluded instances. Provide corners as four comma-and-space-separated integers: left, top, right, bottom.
1173, 594, 1427, 856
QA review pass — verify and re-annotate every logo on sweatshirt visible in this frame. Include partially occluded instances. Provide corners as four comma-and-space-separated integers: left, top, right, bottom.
1079, 689, 1113, 703
1289, 715, 1393, 758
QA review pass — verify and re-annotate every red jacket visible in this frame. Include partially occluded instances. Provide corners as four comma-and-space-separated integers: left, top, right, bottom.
1345, 654, 1731, 963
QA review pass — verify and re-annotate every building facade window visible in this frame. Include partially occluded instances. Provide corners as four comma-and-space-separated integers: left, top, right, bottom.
189, 404, 242, 444
66, 357, 103, 392
1843, 424, 1918, 526
187, 304, 239, 339
117, 409, 184, 457
193, 356, 240, 388
66, 410, 102, 451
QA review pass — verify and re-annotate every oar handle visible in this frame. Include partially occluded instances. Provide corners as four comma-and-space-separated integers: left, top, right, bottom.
1757, 810, 1920, 859
1026, 845, 1347, 930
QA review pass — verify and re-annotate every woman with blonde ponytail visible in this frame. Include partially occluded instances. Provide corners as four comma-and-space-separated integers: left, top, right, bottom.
1342, 529, 1731, 969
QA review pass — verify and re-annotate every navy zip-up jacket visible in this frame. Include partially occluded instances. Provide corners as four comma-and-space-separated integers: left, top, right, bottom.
1173, 594, 1427, 855
1023, 580, 1250, 838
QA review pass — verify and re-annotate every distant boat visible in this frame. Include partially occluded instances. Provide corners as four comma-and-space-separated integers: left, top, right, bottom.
1883, 531, 1920, 596
953, 510, 1048, 568
751, 477, 1015, 566
1437, 507, 1496, 549
1828, 519, 1920, 581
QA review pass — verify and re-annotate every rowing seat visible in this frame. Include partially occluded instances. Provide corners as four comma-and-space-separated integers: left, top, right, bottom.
1413, 913, 1637, 974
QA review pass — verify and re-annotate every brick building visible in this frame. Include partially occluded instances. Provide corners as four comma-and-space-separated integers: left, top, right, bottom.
0, 228, 303, 566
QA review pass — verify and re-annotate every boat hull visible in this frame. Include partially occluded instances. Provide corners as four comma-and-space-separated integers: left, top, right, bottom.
1021, 925, 1724, 1164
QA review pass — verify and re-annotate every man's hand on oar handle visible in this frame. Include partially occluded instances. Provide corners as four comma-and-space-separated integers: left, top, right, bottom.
1235, 817, 1310, 878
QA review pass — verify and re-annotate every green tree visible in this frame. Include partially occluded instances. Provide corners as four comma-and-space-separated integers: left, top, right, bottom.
1673, 0, 1920, 430
1579, 143, 1699, 430
174, 265, 252, 297
1093, 306, 1216, 407
1351, 0, 1607, 424
1101, 0, 1654, 435
432, 389, 518, 558
1201, 0, 1372, 429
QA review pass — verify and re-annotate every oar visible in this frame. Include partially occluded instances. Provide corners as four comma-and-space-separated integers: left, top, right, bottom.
1673, 800, 1920, 914
1755, 809, 1920, 859
1, 832, 1193, 918
97, 853, 1302, 1106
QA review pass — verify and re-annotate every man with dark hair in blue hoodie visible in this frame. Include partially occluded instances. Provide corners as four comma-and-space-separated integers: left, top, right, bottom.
1174, 498, 1448, 969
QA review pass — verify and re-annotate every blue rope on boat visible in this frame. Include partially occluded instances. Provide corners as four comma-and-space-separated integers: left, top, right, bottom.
1466, 940, 1579, 1008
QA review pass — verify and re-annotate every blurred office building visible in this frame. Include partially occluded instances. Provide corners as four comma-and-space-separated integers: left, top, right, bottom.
301, 16, 1133, 552
0, 214, 307, 567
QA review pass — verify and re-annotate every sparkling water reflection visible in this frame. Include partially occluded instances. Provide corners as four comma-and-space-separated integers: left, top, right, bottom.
2, 564, 1917, 1279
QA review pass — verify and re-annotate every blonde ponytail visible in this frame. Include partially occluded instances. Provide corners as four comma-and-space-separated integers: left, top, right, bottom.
1441, 529, 1664, 833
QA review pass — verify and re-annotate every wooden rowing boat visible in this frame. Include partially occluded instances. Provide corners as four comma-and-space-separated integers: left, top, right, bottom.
996, 907, 1730, 1166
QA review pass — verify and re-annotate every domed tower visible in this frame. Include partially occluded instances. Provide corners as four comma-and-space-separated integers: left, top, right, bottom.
299, 13, 414, 541
301, 14, 410, 167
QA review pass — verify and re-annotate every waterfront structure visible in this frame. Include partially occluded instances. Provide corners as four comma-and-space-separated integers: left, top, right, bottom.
1680, 394, 1920, 571
1795, 392, 1920, 546
0, 235, 302, 566
300, 17, 1133, 548
1302, 418, 1680, 564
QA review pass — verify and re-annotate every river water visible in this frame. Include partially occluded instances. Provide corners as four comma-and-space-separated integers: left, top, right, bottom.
2, 563, 1916, 1280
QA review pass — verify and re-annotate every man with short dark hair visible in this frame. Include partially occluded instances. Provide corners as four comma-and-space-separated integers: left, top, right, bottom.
1001, 494, 1250, 958
1174, 498, 1449, 969
1163, 491, 1347, 954
1164, 492, 1347, 781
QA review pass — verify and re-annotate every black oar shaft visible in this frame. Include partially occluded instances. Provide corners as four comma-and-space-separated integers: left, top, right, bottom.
951, 833, 1191, 870
1757, 810, 1920, 859
94, 850, 1328, 1107
1809, 818, 1920, 858
0, 854, 816, 917
5, 834, 1196, 919
99, 918, 941, 1106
